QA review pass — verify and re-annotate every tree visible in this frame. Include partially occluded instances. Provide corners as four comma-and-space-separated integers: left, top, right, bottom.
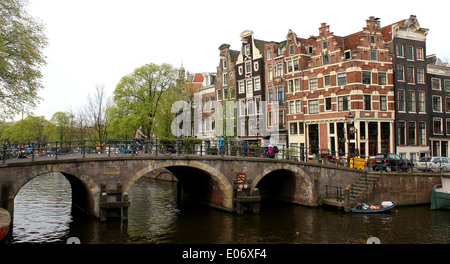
82, 84, 111, 140
49, 111, 76, 141
0, 115, 47, 143
154, 88, 184, 140
108, 63, 179, 138
0, 0, 48, 119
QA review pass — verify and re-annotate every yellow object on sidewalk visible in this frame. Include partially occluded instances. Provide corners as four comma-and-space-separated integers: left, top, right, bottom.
350, 157, 366, 170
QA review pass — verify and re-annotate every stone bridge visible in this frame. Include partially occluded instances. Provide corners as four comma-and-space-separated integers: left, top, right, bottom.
0, 155, 364, 220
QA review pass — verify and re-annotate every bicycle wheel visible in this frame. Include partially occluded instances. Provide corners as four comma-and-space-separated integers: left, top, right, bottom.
114, 145, 126, 156
10, 150, 19, 159
177, 145, 185, 156
133, 145, 140, 156
161, 145, 170, 155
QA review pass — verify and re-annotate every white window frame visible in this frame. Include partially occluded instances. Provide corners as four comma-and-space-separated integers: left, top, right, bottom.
309, 99, 319, 114
434, 118, 443, 135
254, 77, 261, 91
432, 78, 442, 90
433, 95, 442, 112
238, 81, 245, 94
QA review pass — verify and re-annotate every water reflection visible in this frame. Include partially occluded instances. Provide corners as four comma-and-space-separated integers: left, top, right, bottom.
127, 178, 180, 243
13, 173, 72, 243
11, 173, 450, 244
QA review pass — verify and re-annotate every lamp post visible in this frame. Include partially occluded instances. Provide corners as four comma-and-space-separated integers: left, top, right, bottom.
345, 112, 355, 164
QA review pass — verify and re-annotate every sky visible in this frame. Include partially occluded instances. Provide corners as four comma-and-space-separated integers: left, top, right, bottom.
24, 0, 450, 121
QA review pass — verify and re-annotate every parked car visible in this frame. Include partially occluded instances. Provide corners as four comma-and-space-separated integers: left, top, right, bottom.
416, 157, 450, 172
371, 153, 412, 172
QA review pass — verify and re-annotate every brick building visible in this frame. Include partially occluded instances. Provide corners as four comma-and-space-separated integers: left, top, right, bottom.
286, 17, 396, 158
215, 43, 239, 137
264, 40, 287, 146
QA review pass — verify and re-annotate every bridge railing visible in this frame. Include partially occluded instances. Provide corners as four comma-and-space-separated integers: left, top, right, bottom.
0, 137, 366, 164
0, 138, 402, 172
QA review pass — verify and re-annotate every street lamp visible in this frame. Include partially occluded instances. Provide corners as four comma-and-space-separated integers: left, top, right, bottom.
345, 112, 356, 163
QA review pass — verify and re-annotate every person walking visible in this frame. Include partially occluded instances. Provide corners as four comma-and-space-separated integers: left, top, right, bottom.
219, 136, 225, 156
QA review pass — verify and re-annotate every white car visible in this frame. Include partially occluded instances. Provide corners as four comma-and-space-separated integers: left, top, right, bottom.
416, 157, 450, 172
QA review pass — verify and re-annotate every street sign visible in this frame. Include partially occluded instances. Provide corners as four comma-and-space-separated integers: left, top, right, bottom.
236, 174, 246, 184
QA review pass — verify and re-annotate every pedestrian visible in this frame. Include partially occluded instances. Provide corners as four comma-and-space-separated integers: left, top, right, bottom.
219, 135, 225, 156
267, 145, 275, 158
273, 145, 279, 159
243, 140, 248, 157
135, 126, 147, 153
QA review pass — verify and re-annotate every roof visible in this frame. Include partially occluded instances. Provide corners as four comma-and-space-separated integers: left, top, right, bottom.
380, 19, 406, 42
193, 73, 204, 83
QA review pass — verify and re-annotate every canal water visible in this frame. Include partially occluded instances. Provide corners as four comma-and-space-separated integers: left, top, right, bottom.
11, 173, 450, 244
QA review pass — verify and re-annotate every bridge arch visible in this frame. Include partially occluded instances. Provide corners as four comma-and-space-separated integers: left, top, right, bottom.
11, 165, 101, 218
124, 160, 234, 210
254, 164, 316, 206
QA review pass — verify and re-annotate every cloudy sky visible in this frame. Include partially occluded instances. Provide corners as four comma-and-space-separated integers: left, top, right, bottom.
26, 0, 450, 121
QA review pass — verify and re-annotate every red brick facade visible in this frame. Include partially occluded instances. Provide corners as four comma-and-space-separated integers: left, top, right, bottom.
282, 17, 396, 157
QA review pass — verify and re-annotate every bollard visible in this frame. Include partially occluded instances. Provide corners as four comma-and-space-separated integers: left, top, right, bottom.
122, 192, 129, 221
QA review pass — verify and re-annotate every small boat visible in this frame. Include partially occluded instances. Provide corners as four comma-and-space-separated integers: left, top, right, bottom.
350, 201, 395, 213
431, 174, 450, 209
0, 208, 11, 242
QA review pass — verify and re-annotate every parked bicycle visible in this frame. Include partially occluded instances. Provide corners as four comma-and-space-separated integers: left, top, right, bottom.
1, 148, 19, 160
160, 141, 186, 156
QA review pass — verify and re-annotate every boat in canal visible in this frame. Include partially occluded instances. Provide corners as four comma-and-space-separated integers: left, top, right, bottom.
0, 208, 11, 242
350, 201, 395, 213
431, 174, 450, 210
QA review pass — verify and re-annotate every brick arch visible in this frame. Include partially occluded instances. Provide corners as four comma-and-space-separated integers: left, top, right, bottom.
253, 164, 316, 206
10, 165, 101, 218
124, 160, 234, 210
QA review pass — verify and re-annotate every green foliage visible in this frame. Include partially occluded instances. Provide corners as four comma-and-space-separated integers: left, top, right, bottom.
183, 137, 202, 145
0, 0, 48, 119
49, 111, 77, 141
0, 115, 48, 143
108, 63, 180, 139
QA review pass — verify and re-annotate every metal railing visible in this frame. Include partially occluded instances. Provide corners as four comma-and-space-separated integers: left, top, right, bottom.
1, 138, 373, 165
3, 138, 448, 176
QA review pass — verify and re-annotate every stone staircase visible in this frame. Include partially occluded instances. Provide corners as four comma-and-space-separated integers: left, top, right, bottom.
322, 172, 381, 210
348, 172, 381, 205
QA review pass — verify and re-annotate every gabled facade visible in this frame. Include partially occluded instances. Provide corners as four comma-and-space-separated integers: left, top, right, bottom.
283, 30, 315, 155
197, 72, 217, 141
384, 15, 429, 162
215, 43, 239, 137
286, 17, 396, 158
235, 30, 268, 143
264, 40, 287, 146
427, 55, 450, 157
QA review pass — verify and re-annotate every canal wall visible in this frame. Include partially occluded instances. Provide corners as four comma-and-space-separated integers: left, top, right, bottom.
365, 173, 441, 206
